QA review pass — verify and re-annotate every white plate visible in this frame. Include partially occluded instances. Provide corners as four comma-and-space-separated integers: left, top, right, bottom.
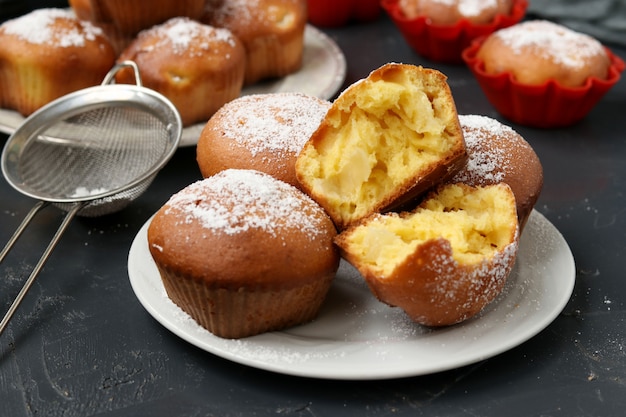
127, 210, 575, 380
0, 25, 346, 147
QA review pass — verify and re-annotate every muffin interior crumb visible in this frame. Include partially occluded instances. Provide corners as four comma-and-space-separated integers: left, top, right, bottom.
341, 183, 517, 276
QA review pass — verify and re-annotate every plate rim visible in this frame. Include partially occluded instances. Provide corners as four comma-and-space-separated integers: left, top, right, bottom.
127, 209, 576, 380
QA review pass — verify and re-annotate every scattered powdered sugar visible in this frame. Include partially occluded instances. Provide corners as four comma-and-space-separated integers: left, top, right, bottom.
2, 8, 103, 47
215, 93, 330, 156
452, 114, 520, 184
164, 169, 325, 237
494, 20, 606, 69
141, 17, 237, 56
71, 186, 108, 197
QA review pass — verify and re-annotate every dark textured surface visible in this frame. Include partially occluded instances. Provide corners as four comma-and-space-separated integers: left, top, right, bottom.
1, 3, 626, 416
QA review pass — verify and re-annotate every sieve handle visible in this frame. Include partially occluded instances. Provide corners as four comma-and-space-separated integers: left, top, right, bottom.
0, 201, 49, 264
101, 60, 143, 87
0, 201, 87, 337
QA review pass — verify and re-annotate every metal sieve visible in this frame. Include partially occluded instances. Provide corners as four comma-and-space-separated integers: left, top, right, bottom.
0, 61, 182, 336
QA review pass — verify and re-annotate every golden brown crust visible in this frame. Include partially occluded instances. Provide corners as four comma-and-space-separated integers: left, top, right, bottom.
197, 93, 330, 188
476, 20, 610, 87
202, 0, 307, 84
398, 0, 514, 24
148, 169, 339, 338
335, 183, 519, 327
296, 63, 467, 230
116, 18, 245, 126
452, 114, 543, 231
0, 9, 116, 116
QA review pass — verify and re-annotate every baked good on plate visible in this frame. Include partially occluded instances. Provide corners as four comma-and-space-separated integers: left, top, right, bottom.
398, 0, 514, 24
0, 8, 116, 116
116, 17, 246, 126
295, 63, 467, 230
335, 182, 519, 327
202, 0, 307, 85
69, 0, 205, 52
147, 169, 340, 339
197, 93, 331, 188
451, 114, 542, 231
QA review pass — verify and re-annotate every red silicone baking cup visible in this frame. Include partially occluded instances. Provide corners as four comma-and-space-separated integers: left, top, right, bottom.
462, 38, 625, 128
381, 0, 528, 64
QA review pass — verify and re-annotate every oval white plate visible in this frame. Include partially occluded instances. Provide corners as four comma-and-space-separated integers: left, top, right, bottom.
0, 25, 346, 147
128, 210, 575, 380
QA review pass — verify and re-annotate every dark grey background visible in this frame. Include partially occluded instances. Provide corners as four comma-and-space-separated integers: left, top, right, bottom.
1, 2, 625, 416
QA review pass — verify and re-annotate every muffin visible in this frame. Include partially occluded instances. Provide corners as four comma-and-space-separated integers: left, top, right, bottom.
197, 93, 331, 188
335, 182, 519, 327
202, 0, 307, 85
296, 63, 467, 230
0, 8, 116, 116
147, 169, 340, 339
475, 20, 610, 87
69, 0, 206, 52
116, 17, 246, 126
381, 0, 527, 63
398, 0, 514, 24
452, 114, 543, 231
463, 20, 625, 127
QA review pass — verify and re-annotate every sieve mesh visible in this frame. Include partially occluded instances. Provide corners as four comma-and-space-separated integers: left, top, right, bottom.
15, 105, 174, 216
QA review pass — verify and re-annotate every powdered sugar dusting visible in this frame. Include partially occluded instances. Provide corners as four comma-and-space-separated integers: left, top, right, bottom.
411, 237, 518, 325
164, 169, 326, 238
453, 114, 522, 185
429, 0, 499, 17
214, 93, 330, 156
2, 8, 104, 47
140, 17, 237, 56
494, 20, 606, 69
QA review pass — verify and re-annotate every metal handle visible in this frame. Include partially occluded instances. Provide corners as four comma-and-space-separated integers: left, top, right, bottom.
0, 201, 87, 336
101, 60, 143, 87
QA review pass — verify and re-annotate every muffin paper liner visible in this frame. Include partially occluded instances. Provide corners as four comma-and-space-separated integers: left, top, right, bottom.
382, 0, 528, 64
462, 39, 625, 128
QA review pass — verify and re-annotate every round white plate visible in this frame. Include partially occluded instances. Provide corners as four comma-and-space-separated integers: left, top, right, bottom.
128, 210, 575, 380
0, 25, 346, 147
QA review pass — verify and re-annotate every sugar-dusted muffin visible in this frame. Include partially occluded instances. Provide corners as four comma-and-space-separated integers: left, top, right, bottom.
335, 182, 519, 327
382, 0, 527, 63
463, 19, 624, 127
69, 0, 206, 45
296, 63, 467, 230
451, 115, 542, 231
0, 8, 116, 116
148, 169, 340, 339
398, 0, 514, 24
116, 17, 246, 126
202, 0, 307, 85
197, 93, 330, 188
475, 20, 611, 87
